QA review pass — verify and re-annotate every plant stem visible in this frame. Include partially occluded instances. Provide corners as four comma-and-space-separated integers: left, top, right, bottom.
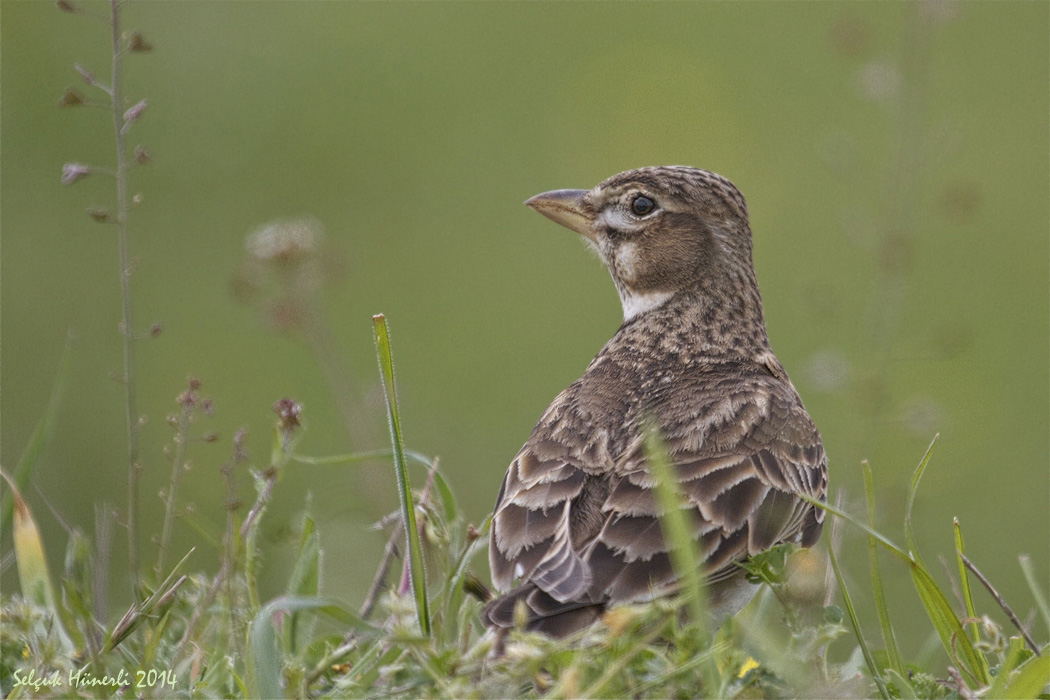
155, 399, 191, 581
108, 0, 142, 597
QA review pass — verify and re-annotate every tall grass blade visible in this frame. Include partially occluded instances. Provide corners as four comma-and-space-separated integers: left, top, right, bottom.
908, 562, 989, 686
285, 515, 320, 655
248, 595, 372, 699
642, 423, 721, 695
904, 434, 938, 562
953, 518, 981, 646
293, 448, 457, 520
372, 314, 431, 637
1, 333, 73, 533
1019, 555, 1050, 632
799, 493, 909, 560
808, 448, 990, 685
827, 516, 891, 700
863, 461, 905, 678
1, 469, 76, 655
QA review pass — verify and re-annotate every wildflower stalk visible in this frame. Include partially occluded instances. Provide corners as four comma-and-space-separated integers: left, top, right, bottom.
155, 385, 193, 582
104, 0, 142, 595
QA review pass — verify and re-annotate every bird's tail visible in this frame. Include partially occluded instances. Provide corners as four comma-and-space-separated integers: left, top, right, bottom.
482, 583, 605, 642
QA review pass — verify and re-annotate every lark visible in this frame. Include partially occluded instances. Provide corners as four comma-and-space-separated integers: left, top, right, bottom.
483, 166, 827, 640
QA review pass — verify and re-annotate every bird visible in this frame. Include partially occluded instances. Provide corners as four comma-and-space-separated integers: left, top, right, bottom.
482, 166, 827, 642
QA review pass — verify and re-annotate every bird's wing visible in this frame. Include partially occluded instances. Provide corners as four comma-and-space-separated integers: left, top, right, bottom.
489, 443, 593, 602
488, 367, 826, 618
584, 381, 827, 603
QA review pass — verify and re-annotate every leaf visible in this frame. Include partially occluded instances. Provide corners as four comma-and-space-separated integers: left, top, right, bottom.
904, 434, 938, 563
1019, 555, 1050, 633
284, 515, 320, 655
953, 518, 984, 651
248, 595, 373, 700
885, 669, 919, 700
827, 516, 891, 700
908, 562, 989, 686
642, 422, 721, 696
1, 333, 73, 533
1, 469, 76, 655
999, 654, 1050, 699
864, 461, 905, 678
373, 314, 431, 637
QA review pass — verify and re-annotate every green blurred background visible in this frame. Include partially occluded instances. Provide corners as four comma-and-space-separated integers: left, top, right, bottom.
3, 0, 1047, 655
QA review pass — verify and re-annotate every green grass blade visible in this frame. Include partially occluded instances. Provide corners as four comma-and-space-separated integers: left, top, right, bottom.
1019, 555, 1050, 632
828, 518, 891, 700
885, 669, 919, 700
642, 422, 720, 695
1, 469, 76, 656
373, 314, 431, 637
293, 448, 456, 519
285, 515, 320, 655
442, 515, 490, 646
988, 636, 1028, 699
908, 562, 989, 686
292, 447, 435, 468
863, 461, 905, 678
799, 493, 910, 561
804, 463, 989, 686
953, 518, 981, 646
1, 333, 73, 533
248, 595, 373, 699
904, 434, 938, 562
999, 654, 1050, 699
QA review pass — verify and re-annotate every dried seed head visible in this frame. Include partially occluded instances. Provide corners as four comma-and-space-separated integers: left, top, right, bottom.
128, 31, 153, 52
246, 218, 322, 263
273, 398, 303, 433
188, 376, 201, 391
123, 99, 148, 124
150, 323, 163, 337
134, 145, 152, 164
61, 163, 91, 185
56, 0, 78, 12
86, 207, 112, 223
59, 87, 85, 106
203, 432, 219, 443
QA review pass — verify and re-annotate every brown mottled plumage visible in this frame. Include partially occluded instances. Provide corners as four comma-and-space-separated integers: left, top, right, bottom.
482, 166, 827, 641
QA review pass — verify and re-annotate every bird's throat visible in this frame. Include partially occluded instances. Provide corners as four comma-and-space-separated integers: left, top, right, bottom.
618, 288, 675, 322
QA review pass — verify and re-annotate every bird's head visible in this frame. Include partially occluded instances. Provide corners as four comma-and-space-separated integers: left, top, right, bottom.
526, 166, 755, 321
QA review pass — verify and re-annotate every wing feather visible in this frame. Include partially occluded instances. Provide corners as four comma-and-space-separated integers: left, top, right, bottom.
486, 358, 828, 635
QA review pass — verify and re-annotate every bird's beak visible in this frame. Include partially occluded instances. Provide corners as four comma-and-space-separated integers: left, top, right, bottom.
524, 189, 596, 243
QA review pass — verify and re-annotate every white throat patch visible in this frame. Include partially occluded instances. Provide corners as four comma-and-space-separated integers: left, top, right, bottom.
619, 289, 673, 321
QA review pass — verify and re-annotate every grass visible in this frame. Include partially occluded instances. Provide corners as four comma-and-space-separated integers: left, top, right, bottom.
2, 1, 1047, 698
2, 325, 1047, 698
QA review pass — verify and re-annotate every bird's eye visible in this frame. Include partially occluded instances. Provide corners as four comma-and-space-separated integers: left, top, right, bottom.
630, 196, 656, 216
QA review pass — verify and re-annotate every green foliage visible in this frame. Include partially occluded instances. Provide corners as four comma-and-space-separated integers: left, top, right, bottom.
372, 314, 431, 639
4, 386, 1048, 697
